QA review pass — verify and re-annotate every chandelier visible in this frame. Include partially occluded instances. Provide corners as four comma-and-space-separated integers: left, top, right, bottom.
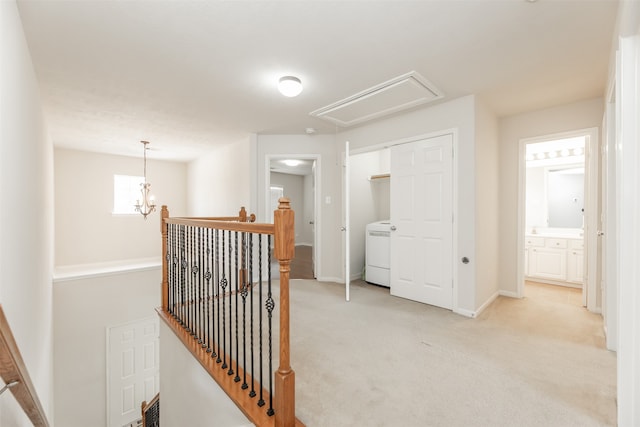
134, 140, 156, 219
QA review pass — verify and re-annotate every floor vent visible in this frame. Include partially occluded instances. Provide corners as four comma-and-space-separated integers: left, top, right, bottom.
310, 71, 443, 127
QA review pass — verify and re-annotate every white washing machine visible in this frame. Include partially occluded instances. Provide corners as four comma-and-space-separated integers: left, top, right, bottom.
365, 220, 391, 287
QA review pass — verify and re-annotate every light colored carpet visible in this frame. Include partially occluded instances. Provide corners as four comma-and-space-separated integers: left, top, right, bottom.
289, 280, 616, 427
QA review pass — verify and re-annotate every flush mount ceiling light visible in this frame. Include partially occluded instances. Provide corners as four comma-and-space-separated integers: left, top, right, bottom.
282, 159, 302, 167
278, 76, 303, 97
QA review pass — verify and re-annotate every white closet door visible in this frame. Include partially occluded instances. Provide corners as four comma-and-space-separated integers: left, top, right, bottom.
390, 134, 453, 309
107, 317, 159, 427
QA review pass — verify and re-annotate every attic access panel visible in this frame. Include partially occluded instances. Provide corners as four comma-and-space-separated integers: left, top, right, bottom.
310, 71, 443, 127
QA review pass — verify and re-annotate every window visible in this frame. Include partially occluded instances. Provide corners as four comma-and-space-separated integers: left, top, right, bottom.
113, 174, 144, 215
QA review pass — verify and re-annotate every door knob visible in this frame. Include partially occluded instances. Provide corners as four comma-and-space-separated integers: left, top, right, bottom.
309, 221, 314, 225
340, 227, 346, 231
390, 226, 397, 231
597, 231, 604, 236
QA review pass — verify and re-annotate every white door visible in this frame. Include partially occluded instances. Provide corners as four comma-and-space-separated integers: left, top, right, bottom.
107, 317, 160, 427
311, 160, 317, 277
343, 140, 351, 301
390, 134, 453, 309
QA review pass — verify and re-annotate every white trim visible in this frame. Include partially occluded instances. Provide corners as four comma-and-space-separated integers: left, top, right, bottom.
452, 308, 474, 318
349, 128, 459, 156
516, 128, 599, 312
474, 291, 500, 317
499, 290, 519, 298
617, 33, 640, 427
316, 276, 343, 284
454, 290, 500, 318
264, 154, 322, 279
53, 257, 161, 282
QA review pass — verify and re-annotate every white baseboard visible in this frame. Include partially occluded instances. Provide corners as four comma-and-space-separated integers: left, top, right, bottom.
295, 243, 312, 247
475, 291, 500, 317
499, 290, 520, 298
316, 276, 342, 284
454, 291, 501, 318
453, 308, 475, 318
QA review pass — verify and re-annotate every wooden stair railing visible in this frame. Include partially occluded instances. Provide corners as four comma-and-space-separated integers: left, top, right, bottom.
159, 201, 302, 427
141, 393, 160, 427
0, 304, 50, 427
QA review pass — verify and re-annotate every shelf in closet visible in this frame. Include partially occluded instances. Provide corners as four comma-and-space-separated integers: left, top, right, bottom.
368, 173, 390, 181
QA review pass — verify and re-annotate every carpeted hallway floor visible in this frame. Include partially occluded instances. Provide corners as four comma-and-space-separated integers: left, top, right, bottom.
289, 279, 616, 426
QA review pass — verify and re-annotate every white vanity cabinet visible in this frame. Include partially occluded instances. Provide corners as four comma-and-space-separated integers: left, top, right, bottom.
566, 239, 584, 284
525, 235, 583, 286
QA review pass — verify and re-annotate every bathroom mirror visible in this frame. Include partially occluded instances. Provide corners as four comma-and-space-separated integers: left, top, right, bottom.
546, 167, 584, 228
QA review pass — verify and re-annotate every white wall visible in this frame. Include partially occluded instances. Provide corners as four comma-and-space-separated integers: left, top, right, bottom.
0, 2, 54, 425
53, 268, 160, 427
188, 138, 251, 217
525, 167, 547, 228
55, 148, 187, 266
498, 98, 604, 297
270, 172, 305, 244
159, 321, 252, 427
340, 95, 478, 313
474, 98, 500, 309
255, 135, 341, 282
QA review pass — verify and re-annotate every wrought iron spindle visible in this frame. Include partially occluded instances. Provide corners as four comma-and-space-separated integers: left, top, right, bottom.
227, 230, 234, 377
258, 234, 265, 408
205, 228, 212, 352
172, 224, 179, 318
241, 231, 249, 390
215, 229, 220, 361
249, 233, 256, 398
197, 227, 203, 345
221, 230, 228, 369
167, 224, 173, 316
180, 225, 187, 328
266, 234, 275, 416
234, 231, 240, 382
187, 227, 195, 336
171, 224, 176, 317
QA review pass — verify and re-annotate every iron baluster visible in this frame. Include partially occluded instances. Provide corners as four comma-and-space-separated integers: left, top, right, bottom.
257, 234, 265, 408
221, 230, 227, 369
266, 234, 275, 417
249, 233, 256, 398
234, 231, 240, 382
241, 231, 249, 390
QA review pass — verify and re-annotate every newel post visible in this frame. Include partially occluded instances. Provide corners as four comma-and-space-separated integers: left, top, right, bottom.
273, 198, 296, 427
160, 205, 170, 311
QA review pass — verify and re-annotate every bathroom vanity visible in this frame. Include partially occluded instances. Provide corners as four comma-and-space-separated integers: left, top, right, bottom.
525, 232, 583, 287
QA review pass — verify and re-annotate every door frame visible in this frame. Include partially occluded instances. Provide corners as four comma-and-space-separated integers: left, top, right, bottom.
347, 129, 459, 311
516, 127, 599, 312
265, 154, 321, 277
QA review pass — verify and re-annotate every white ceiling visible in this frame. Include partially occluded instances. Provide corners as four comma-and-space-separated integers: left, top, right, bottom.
17, 0, 619, 162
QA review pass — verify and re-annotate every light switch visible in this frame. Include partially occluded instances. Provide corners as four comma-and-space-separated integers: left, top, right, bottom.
325, 196, 332, 204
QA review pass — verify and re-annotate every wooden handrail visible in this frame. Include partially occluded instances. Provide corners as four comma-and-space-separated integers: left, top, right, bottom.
0, 304, 50, 427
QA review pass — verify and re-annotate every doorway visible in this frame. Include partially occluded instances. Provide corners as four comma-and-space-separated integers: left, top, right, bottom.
517, 128, 599, 311
266, 155, 319, 279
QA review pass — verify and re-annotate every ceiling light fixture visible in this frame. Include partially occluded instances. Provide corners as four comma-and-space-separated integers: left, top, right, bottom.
282, 159, 302, 167
278, 76, 303, 97
134, 140, 156, 219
